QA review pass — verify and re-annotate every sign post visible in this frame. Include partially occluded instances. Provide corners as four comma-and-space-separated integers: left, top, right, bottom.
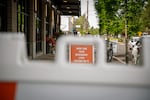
69, 44, 94, 64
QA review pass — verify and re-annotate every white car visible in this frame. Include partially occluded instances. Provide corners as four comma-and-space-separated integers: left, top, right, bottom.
128, 37, 140, 50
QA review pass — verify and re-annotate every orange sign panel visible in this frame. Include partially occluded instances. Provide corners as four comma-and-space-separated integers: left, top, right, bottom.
70, 44, 94, 64
0, 82, 16, 100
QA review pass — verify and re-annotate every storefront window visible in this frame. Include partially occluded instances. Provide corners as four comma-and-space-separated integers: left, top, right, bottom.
17, 0, 30, 55
0, 1, 7, 31
46, 5, 50, 53
35, 0, 42, 53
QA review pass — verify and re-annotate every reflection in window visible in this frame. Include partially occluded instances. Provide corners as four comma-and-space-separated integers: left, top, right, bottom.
35, 0, 42, 53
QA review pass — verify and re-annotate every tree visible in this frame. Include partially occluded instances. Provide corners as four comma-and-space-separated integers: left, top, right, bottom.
88, 27, 99, 35
95, 0, 122, 35
94, 0, 147, 37
125, 0, 147, 36
140, 1, 150, 31
75, 14, 90, 34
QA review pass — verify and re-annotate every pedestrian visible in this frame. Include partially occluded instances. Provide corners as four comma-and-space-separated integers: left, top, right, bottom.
73, 30, 77, 35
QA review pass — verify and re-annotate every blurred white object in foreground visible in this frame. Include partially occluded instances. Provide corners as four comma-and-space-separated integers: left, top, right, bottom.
0, 33, 150, 100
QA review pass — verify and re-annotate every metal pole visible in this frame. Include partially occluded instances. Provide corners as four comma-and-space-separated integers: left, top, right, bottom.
125, 0, 128, 64
87, 0, 89, 33
125, 19, 128, 64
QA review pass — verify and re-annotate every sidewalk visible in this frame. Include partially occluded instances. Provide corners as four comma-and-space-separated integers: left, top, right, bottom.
113, 55, 133, 65
34, 54, 55, 61
113, 55, 126, 64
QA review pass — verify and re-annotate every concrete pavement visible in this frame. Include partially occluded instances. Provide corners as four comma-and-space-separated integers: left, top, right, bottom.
33, 54, 55, 61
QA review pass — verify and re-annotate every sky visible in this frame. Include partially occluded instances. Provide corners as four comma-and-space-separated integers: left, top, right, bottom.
61, 0, 99, 31
81, 0, 99, 28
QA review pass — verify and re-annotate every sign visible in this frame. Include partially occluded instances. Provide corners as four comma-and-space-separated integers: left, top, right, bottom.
138, 31, 142, 37
69, 44, 94, 64
76, 25, 81, 28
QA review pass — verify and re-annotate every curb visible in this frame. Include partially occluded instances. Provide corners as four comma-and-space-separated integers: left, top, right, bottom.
113, 56, 126, 64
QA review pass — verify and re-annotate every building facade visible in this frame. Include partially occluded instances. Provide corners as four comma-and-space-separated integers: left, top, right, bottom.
0, 0, 80, 58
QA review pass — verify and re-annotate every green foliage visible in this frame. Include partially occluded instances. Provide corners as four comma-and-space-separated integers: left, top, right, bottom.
88, 27, 99, 35
94, 0, 147, 36
95, 0, 124, 35
140, 0, 150, 31
75, 14, 89, 34
118, 38, 123, 42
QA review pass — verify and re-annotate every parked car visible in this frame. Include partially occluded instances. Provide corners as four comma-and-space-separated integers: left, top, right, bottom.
128, 36, 143, 65
128, 36, 140, 50
142, 32, 148, 36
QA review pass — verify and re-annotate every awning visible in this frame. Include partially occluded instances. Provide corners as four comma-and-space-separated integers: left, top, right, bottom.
53, 0, 81, 16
